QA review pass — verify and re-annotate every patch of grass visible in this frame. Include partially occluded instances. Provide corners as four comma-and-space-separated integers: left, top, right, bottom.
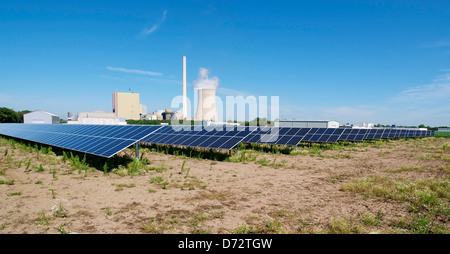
9, 192, 22, 196
35, 210, 50, 226
0, 178, 14, 185
35, 164, 45, 173
256, 157, 270, 167
141, 217, 164, 234
113, 183, 136, 188
149, 161, 167, 173
360, 210, 383, 226
391, 214, 447, 234
326, 215, 361, 234
435, 131, 450, 138
341, 174, 449, 233
150, 176, 164, 185
391, 165, 426, 173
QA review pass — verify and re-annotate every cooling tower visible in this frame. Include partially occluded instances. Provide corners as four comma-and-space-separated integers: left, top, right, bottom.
194, 88, 218, 121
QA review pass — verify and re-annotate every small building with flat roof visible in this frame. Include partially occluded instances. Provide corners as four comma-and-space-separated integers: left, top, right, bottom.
23, 110, 60, 124
277, 119, 339, 128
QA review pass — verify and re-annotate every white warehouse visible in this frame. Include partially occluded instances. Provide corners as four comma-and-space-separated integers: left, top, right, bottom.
23, 110, 60, 124
277, 119, 339, 128
68, 110, 127, 125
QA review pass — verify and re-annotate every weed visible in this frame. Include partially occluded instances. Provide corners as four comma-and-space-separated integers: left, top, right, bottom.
150, 176, 164, 185
141, 217, 164, 234
35, 210, 50, 226
326, 216, 360, 234
51, 200, 69, 218
9, 192, 22, 196
35, 164, 45, 173
185, 167, 191, 178
113, 183, 136, 188
0, 178, 14, 185
230, 224, 253, 234
104, 207, 113, 216
25, 159, 31, 171
149, 161, 167, 173
57, 223, 69, 234
51, 168, 58, 179
103, 162, 109, 175
162, 180, 170, 189
256, 157, 270, 167
49, 189, 56, 199
360, 211, 382, 226
181, 159, 187, 173
192, 228, 210, 234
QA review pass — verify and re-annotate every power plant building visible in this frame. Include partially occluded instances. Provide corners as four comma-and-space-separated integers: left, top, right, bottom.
23, 110, 60, 124
112, 91, 146, 120
277, 119, 339, 128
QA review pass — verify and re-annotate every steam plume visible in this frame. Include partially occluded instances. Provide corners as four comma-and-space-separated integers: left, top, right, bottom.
192, 68, 220, 90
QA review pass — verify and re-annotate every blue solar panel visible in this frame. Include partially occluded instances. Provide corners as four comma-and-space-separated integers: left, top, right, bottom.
141, 126, 254, 150
0, 123, 162, 158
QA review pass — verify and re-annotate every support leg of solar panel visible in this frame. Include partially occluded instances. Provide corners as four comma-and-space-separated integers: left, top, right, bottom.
237, 143, 240, 157
136, 143, 139, 161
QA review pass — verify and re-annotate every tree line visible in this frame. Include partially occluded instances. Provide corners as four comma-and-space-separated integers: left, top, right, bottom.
0, 107, 31, 123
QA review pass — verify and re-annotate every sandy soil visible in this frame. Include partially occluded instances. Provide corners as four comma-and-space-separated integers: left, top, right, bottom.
0, 137, 448, 234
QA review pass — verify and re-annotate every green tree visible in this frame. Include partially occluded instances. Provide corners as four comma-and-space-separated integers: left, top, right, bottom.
0, 107, 19, 123
15, 110, 31, 123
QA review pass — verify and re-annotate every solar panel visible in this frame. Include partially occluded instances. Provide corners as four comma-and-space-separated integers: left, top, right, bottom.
0, 123, 162, 158
141, 125, 254, 150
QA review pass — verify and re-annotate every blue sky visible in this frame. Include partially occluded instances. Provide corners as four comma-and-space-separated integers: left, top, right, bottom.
0, 0, 449, 126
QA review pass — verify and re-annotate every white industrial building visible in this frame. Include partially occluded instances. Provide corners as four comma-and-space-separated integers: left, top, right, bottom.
68, 110, 127, 125
23, 111, 60, 124
277, 119, 340, 128
354, 123, 375, 128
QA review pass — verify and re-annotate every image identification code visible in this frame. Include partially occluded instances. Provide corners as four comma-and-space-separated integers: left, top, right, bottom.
178, 238, 272, 251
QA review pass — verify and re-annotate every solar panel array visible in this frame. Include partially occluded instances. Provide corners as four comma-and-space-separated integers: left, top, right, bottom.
240, 127, 433, 145
0, 123, 162, 157
141, 126, 253, 150
0, 123, 434, 158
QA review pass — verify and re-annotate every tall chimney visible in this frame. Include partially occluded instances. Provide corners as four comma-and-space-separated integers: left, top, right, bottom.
182, 56, 187, 119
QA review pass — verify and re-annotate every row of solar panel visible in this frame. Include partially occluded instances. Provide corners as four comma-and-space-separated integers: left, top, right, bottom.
0, 124, 434, 158
242, 127, 434, 145
0, 124, 162, 157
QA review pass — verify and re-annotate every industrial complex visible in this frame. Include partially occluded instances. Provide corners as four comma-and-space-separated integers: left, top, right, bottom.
22, 56, 341, 129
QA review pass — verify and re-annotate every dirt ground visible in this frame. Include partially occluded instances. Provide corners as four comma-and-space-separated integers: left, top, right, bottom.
0, 136, 448, 234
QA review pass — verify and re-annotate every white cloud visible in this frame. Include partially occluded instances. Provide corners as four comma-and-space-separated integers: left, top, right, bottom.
106, 66, 162, 76
392, 83, 450, 103
142, 9, 167, 35
192, 67, 220, 90
432, 73, 450, 82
